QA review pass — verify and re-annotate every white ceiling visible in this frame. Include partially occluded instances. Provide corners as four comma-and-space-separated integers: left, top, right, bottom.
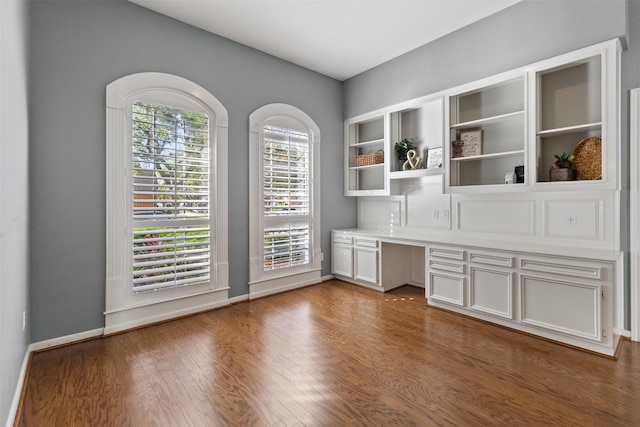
129, 0, 522, 81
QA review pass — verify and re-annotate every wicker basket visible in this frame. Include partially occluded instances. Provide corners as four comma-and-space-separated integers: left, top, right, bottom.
354, 150, 384, 167
572, 136, 602, 180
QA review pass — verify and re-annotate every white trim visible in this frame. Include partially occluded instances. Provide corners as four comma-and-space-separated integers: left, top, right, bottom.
630, 88, 640, 342
249, 272, 322, 300
5, 348, 30, 427
30, 328, 105, 352
248, 103, 322, 293
104, 288, 230, 335
228, 294, 249, 305
614, 328, 632, 339
105, 72, 229, 332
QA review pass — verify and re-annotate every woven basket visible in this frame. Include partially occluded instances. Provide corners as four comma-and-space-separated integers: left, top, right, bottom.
572, 136, 602, 180
355, 150, 384, 167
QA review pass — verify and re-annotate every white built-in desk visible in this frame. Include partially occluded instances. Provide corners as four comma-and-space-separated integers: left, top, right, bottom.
332, 228, 622, 357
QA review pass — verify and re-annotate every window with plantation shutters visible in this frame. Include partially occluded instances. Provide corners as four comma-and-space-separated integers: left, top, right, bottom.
106, 73, 228, 334
249, 104, 321, 294
132, 102, 211, 292
262, 125, 310, 270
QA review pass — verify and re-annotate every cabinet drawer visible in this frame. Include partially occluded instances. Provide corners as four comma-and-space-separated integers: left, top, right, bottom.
428, 272, 464, 306
429, 246, 465, 261
520, 258, 602, 280
355, 237, 378, 248
429, 259, 465, 274
333, 233, 353, 245
469, 251, 513, 268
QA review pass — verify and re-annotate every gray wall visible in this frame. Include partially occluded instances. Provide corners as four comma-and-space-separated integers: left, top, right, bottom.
344, 0, 627, 118
1, 0, 30, 424
29, 0, 354, 342
343, 0, 635, 328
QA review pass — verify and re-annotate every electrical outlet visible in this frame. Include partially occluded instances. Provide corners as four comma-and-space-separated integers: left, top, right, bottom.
432, 210, 439, 220
565, 214, 577, 226
22, 311, 26, 331
441, 210, 450, 220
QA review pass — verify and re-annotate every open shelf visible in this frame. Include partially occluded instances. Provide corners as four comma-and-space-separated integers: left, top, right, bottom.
349, 163, 385, 171
350, 138, 385, 148
534, 54, 603, 184
451, 150, 525, 162
452, 110, 525, 130
389, 168, 443, 180
447, 74, 525, 190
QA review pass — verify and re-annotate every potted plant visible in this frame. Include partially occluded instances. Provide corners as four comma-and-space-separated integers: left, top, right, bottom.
549, 152, 577, 181
394, 138, 416, 168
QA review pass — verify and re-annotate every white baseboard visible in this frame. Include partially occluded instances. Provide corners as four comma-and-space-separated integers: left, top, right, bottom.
614, 328, 632, 339
228, 294, 249, 305
6, 347, 30, 427
249, 273, 322, 300
29, 328, 105, 353
104, 289, 230, 335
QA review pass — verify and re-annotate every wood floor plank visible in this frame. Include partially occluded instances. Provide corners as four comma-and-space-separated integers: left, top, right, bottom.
16, 280, 640, 426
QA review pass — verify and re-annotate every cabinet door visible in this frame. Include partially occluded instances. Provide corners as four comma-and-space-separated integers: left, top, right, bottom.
428, 272, 465, 306
354, 247, 379, 284
520, 275, 602, 341
469, 267, 513, 319
332, 244, 353, 277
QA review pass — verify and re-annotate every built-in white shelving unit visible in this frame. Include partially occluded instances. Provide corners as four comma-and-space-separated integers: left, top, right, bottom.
345, 114, 388, 196
445, 74, 526, 191
337, 38, 623, 357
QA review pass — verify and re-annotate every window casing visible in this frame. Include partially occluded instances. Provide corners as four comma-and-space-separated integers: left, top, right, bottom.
249, 105, 321, 293
106, 73, 228, 333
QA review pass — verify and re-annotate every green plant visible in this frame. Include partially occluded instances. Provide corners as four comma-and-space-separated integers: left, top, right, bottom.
551, 152, 576, 170
394, 138, 416, 162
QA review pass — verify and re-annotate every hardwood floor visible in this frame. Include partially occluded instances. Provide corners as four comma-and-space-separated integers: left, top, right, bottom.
16, 280, 640, 426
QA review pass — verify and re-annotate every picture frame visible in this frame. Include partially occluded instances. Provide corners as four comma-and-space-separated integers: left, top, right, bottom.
454, 129, 482, 157
426, 147, 443, 169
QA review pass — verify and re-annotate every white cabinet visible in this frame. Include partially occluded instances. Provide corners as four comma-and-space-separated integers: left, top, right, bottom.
332, 243, 353, 278
519, 254, 609, 342
332, 232, 381, 288
332, 232, 426, 292
427, 246, 466, 306
353, 239, 380, 285
468, 250, 515, 320
426, 243, 616, 355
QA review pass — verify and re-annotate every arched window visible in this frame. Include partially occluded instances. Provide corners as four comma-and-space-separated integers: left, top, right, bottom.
105, 73, 228, 333
249, 104, 322, 298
